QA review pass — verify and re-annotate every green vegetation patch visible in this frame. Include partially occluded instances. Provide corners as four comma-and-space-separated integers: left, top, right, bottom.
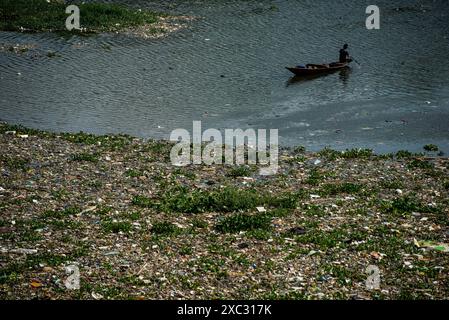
305, 168, 325, 185
125, 169, 143, 178
381, 196, 438, 216
318, 148, 373, 160
151, 221, 181, 236
293, 146, 306, 153
0, 155, 28, 171
395, 150, 415, 158
1, 251, 84, 285
71, 152, 99, 163
226, 165, 253, 178
215, 212, 272, 233
380, 179, 404, 190
133, 186, 302, 213
303, 204, 328, 217
443, 181, 449, 190
295, 228, 352, 249
340, 148, 373, 159
42, 207, 81, 219
423, 144, 439, 152
173, 168, 196, 180
131, 195, 154, 208
102, 220, 132, 234
407, 159, 434, 170
61, 132, 133, 150
0, 127, 125, 151
191, 218, 208, 229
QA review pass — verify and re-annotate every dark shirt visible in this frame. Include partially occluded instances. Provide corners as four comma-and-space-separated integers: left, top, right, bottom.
339, 49, 349, 63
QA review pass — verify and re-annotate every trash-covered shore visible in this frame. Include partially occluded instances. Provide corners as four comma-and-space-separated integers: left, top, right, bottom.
0, 0, 192, 39
0, 122, 448, 300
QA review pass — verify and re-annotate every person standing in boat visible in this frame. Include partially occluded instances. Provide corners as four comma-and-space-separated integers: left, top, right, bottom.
339, 44, 352, 63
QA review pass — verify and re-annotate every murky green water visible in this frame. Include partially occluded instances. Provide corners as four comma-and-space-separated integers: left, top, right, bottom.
1, 0, 449, 153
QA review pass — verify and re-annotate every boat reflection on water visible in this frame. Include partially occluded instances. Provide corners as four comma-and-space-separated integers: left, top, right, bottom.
338, 67, 351, 86
286, 67, 352, 87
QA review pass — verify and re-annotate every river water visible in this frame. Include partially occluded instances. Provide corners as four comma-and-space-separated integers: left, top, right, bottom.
1, 0, 448, 153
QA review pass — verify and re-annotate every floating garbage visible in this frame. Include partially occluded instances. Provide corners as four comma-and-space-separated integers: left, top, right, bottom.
91, 292, 104, 300
288, 226, 306, 235
30, 281, 43, 288
414, 239, 449, 252
9, 248, 38, 254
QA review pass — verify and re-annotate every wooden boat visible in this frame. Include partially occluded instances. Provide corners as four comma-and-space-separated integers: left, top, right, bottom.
286, 61, 350, 76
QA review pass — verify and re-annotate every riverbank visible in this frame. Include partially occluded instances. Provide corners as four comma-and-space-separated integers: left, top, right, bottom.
0, 0, 191, 38
0, 122, 448, 299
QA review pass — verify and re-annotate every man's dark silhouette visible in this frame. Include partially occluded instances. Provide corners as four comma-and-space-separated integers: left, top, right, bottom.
339, 44, 350, 63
